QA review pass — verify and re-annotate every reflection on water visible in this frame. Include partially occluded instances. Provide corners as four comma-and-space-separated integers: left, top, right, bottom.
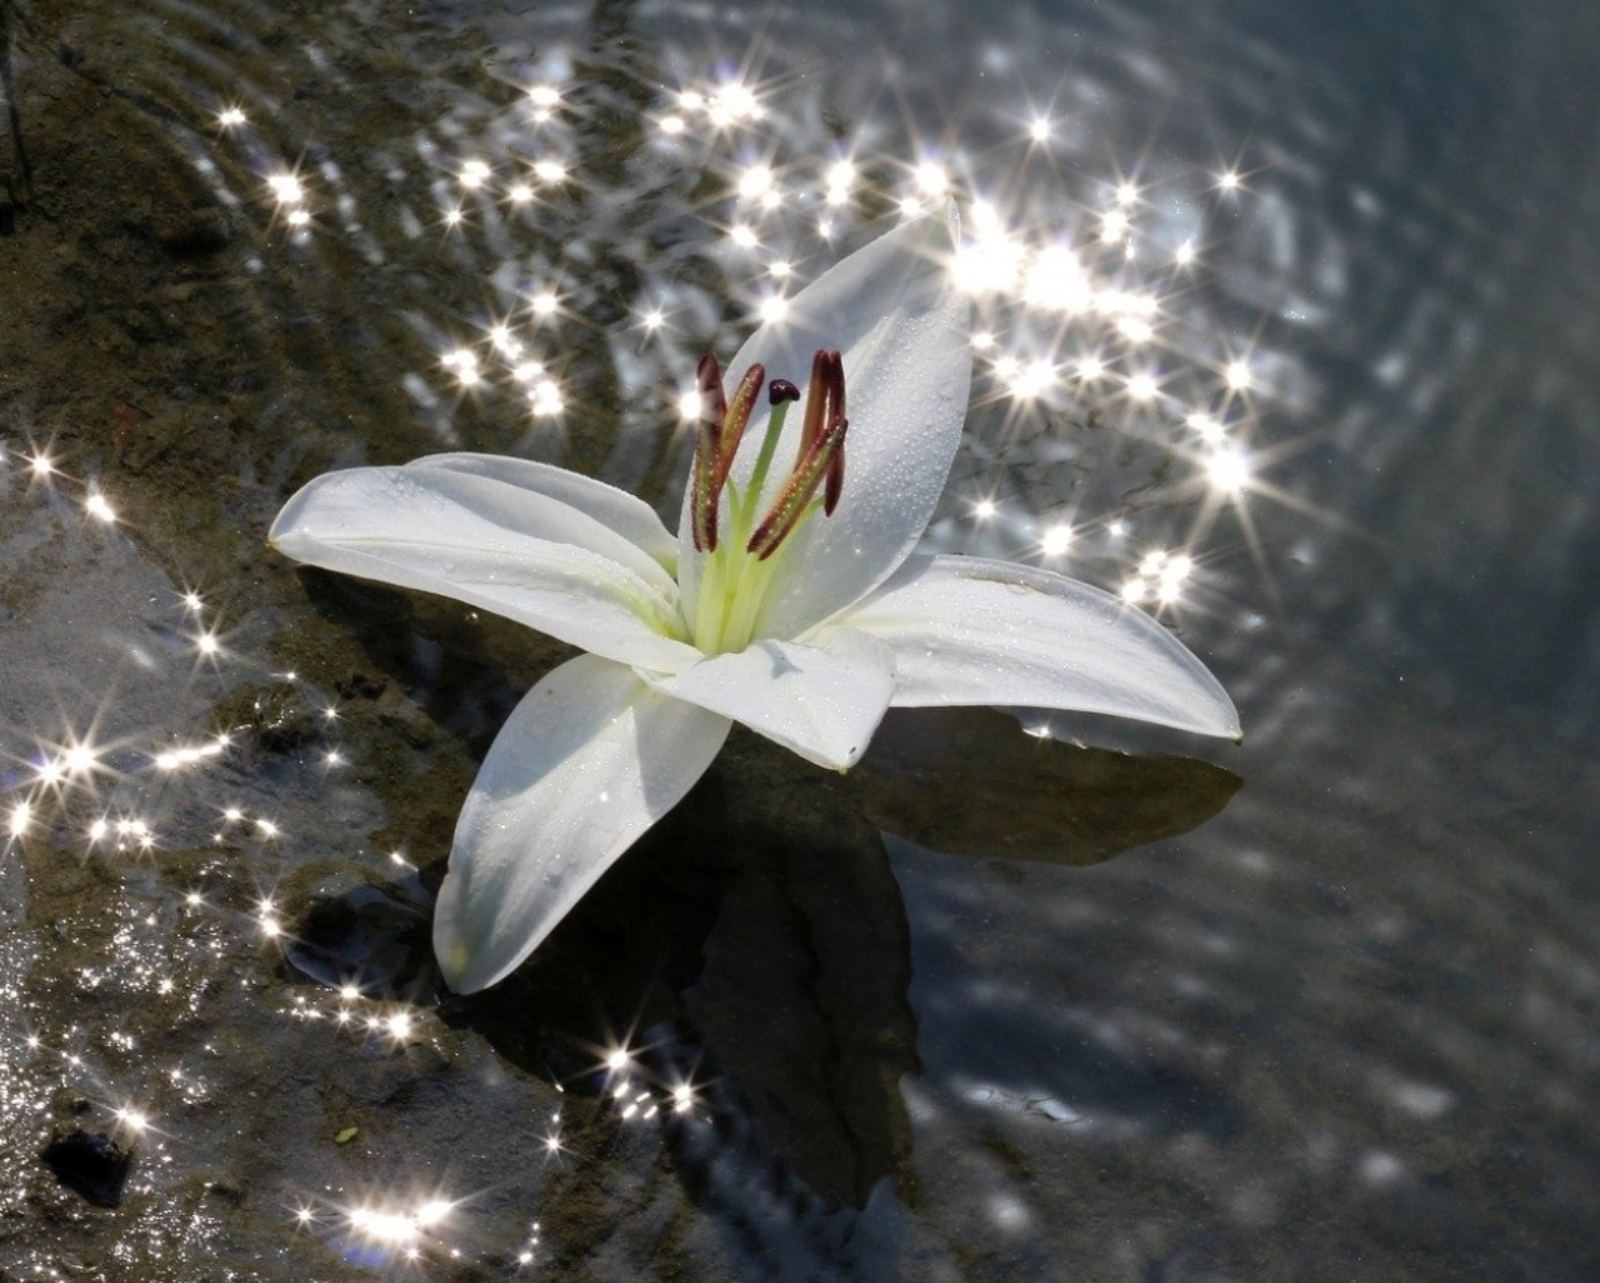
2, 0, 1599, 1278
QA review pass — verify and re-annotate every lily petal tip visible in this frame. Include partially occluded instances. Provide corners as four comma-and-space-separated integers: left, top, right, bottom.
1194, 688, 1242, 743
1216, 706, 1244, 743
432, 926, 489, 996
431, 876, 496, 995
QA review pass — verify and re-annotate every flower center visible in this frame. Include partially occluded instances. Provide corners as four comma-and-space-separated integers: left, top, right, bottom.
686, 348, 849, 654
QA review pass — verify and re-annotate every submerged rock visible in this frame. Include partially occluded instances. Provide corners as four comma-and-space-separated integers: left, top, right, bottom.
41, 1130, 132, 1208
285, 879, 434, 997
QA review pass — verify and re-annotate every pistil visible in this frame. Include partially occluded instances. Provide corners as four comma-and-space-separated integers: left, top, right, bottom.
741, 377, 800, 528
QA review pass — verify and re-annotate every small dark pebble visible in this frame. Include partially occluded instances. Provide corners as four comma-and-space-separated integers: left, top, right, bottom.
42, 1130, 131, 1207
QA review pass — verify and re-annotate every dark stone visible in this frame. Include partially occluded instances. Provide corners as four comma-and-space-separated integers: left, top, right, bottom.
285, 881, 432, 997
41, 1130, 131, 1207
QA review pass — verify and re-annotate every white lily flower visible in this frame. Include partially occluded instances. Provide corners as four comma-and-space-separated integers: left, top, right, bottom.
270, 208, 1239, 993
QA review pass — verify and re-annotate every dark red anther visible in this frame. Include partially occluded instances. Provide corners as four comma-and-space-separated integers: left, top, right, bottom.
748, 414, 849, 560
788, 349, 848, 522
690, 354, 726, 552
798, 349, 830, 454
711, 363, 765, 494
768, 378, 800, 405
824, 443, 845, 515
696, 353, 727, 431
822, 351, 845, 514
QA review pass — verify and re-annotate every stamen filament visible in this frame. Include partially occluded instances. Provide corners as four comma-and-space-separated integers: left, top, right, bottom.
693, 538, 728, 645
720, 547, 778, 651
724, 500, 820, 648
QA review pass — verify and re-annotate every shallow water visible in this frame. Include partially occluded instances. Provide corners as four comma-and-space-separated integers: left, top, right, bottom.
2, 0, 1597, 1278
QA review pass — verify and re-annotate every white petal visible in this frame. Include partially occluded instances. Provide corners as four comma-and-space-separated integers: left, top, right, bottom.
434, 655, 730, 993
641, 627, 894, 769
678, 207, 972, 637
407, 452, 678, 574
389, 457, 675, 593
271, 466, 697, 672
844, 555, 1240, 739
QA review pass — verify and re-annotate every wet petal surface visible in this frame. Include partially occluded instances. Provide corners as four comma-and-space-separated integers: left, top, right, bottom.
845, 554, 1240, 738
434, 655, 731, 993
272, 466, 695, 671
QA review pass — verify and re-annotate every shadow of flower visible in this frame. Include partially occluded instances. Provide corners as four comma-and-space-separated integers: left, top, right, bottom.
285, 691, 1239, 1216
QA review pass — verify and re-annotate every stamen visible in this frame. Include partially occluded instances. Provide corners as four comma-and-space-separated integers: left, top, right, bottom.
747, 348, 849, 556
711, 363, 765, 495
689, 348, 852, 652
824, 445, 845, 516
824, 354, 846, 515
690, 354, 725, 551
748, 414, 849, 559
798, 349, 832, 454
698, 353, 727, 428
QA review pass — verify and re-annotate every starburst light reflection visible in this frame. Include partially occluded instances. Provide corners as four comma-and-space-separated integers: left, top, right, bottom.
1040, 524, 1074, 557
267, 172, 304, 205
1207, 444, 1253, 494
